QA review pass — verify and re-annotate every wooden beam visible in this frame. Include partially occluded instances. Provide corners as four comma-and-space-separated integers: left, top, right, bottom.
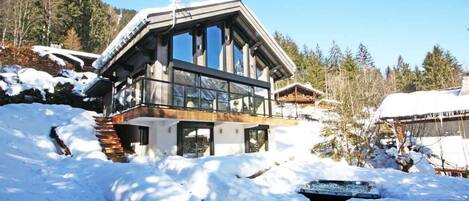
112, 106, 298, 126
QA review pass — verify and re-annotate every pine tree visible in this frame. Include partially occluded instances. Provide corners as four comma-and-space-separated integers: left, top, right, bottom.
355, 43, 375, 69
326, 41, 343, 72
341, 49, 359, 80
63, 28, 81, 50
394, 56, 415, 92
274, 32, 304, 87
422, 45, 462, 90
303, 47, 326, 90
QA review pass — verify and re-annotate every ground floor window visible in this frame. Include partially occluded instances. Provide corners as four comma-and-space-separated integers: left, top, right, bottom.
245, 125, 269, 153
177, 122, 214, 158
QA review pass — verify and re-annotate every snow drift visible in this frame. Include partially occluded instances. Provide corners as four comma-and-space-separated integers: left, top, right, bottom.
0, 103, 468, 201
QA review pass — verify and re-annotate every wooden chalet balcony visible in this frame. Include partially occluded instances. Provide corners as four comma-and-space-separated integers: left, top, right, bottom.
111, 77, 298, 126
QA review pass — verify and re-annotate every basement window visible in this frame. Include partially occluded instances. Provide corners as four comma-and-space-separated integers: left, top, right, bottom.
172, 32, 194, 63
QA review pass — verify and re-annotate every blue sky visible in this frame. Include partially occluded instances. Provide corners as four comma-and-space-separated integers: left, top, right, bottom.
103, 0, 469, 71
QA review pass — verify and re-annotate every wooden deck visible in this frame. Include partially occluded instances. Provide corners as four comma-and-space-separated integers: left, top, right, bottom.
112, 106, 298, 126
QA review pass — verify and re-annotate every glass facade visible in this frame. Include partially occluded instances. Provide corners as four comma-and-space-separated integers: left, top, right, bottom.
166, 68, 270, 115
111, 22, 301, 118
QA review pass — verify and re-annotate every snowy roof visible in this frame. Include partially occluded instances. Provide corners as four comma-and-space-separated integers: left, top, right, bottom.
32, 46, 99, 67
93, 0, 235, 70
376, 88, 469, 119
273, 82, 325, 96
92, 0, 296, 78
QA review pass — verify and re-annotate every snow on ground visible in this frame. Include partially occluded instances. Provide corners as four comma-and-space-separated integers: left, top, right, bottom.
0, 104, 188, 201
0, 65, 97, 97
418, 136, 469, 169
0, 103, 468, 201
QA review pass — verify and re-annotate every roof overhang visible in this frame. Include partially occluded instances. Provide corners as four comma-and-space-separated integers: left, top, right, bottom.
94, 0, 296, 80
84, 78, 113, 97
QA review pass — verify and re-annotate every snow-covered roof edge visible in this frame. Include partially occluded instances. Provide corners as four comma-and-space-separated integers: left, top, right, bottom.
92, 0, 297, 78
32, 46, 100, 59
92, 0, 236, 70
273, 82, 325, 96
33, 46, 90, 67
376, 88, 469, 120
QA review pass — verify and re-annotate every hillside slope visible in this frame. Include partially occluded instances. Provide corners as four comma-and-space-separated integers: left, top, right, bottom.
0, 103, 468, 201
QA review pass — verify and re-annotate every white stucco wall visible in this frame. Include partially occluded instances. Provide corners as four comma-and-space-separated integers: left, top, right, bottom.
214, 122, 245, 156
124, 118, 273, 158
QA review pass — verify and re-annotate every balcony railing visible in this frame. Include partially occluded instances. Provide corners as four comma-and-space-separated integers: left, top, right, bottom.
112, 77, 298, 119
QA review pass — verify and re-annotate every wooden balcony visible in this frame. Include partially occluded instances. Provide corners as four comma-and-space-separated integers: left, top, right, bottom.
112, 106, 298, 126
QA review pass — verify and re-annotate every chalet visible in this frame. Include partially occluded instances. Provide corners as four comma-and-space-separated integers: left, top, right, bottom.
274, 82, 324, 105
273, 82, 324, 118
376, 76, 469, 177
85, 0, 297, 161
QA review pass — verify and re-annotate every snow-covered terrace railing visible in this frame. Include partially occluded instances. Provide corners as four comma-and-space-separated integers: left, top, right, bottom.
375, 88, 469, 122
111, 77, 299, 120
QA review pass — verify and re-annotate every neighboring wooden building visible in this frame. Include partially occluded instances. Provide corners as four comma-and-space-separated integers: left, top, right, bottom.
376, 77, 469, 177
85, 0, 298, 160
274, 82, 324, 105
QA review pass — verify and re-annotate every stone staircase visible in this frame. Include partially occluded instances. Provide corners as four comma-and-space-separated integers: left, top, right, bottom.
94, 116, 128, 163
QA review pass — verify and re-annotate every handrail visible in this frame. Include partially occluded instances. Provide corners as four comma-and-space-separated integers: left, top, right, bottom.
112, 77, 299, 120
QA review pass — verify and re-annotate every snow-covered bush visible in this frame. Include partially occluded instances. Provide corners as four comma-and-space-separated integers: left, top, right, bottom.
0, 65, 101, 111
368, 134, 435, 173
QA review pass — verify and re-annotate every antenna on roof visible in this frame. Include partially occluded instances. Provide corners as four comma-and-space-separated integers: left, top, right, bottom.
170, 0, 180, 30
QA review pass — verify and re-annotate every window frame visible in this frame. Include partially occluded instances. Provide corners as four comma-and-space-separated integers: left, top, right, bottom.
205, 23, 225, 70
171, 30, 196, 64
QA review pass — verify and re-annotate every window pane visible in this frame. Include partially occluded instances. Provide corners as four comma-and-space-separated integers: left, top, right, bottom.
254, 97, 265, 115
234, 42, 244, 76
183, 128, 197, 158
173, 32, 193, 63
254, 87, 268, 98
174, 69, 198, 86
201, 76, 228, 91
256, 59, 267, 80
201, 89, 216, 110
230, 94, 243, 113
230, 82, 251, 95
185, 87, 199, 108
206, 25, 223, 69
256, 66, 263, 80
197, 128, 211, 157
217, 92, 229, 111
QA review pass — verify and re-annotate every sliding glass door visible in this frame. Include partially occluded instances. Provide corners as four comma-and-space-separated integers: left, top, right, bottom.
177, 122, 214, 157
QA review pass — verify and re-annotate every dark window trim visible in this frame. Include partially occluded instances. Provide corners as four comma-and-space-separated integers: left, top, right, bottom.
205, 23, 225, 70
171, 31, 195, 64
171, 59, 270, 89
244, 125, 269, 153
177, 121, 215, 157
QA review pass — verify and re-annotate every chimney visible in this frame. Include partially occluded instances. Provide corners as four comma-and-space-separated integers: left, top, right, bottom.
460, 75, 469, 96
